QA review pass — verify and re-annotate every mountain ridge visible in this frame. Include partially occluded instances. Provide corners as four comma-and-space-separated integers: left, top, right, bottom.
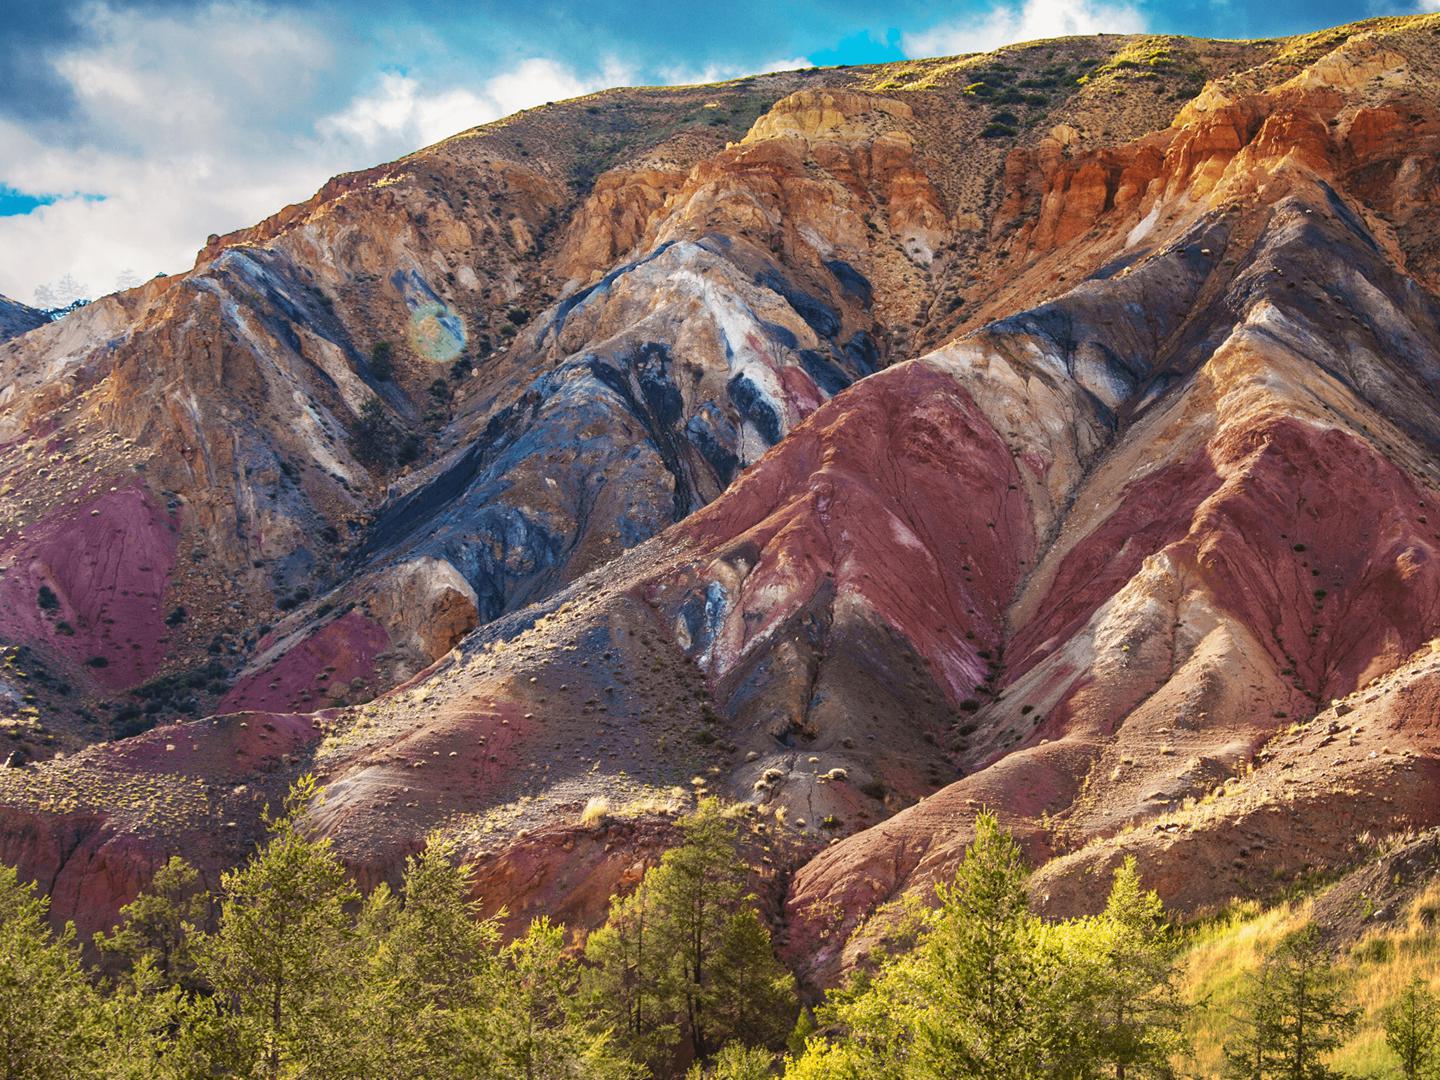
2, 13, 1440, 994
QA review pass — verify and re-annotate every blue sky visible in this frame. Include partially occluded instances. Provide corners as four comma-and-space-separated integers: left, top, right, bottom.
0, 0, 1429, 302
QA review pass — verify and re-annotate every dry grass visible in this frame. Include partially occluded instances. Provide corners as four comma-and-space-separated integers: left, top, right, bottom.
579, 796, 610, 826
1178, 881, 1440, 1076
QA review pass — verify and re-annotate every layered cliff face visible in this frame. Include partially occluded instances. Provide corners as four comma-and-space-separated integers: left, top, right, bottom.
4, 16, 1440, 982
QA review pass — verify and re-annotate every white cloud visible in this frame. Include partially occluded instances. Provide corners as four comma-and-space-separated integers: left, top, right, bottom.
1417, 0, 1440, 11
0, 3, 628, 302
659, 56, 813, 85
902, 0, 1148, 58
319, 57, 633, 154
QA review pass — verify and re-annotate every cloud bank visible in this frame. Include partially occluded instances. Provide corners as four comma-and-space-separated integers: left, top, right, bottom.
903, 0, 1147, 58
0, 2, 629, 302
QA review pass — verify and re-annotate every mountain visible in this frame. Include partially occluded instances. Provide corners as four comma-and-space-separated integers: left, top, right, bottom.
0, 295, 45, 342
3, 15, 1440, 988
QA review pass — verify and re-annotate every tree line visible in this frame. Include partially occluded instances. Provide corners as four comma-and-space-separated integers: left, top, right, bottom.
1, 785, 1436, 1078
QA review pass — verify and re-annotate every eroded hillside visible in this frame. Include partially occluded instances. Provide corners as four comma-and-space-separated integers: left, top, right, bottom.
3, 16, 1440, 989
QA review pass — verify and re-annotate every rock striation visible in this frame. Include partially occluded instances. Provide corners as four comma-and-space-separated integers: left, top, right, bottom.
4, 17, 1440, 985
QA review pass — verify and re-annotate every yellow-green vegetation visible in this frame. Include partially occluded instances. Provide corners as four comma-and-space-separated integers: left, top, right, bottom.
1079, 35, 1182, 83
1266, 14, 1440, 68
583, 798, 798, 1071
8, 785, 1440, 1078
1181, 879, 1440, 1076
867, 56, 977, 92
0, 778, 802, 1078
0, 755, 210, 830
788, 813, 1188, 1078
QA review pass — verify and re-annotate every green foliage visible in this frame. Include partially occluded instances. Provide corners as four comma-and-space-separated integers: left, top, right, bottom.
687, 1041, 776, 1079
196, 774, 360, 1077
787, 814, 1190, 1080
1222, 924, 1358, 1080
96, 855, 210, 990
352, 397, 398, 468
1384, 977, 1440, 1080
369, 340, 394, 380
584, 797, 798, 1071
0, 864, 103, 1077
463, 917, 642, 1079
0, 862, 223, 1078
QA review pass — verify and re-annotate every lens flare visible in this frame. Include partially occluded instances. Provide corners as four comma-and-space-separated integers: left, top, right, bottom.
407, 301, 466, 362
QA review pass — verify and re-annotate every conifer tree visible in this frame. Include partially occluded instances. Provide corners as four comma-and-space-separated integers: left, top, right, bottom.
687, 1041, 776, 1079
584, 876, 677, 1069
345, 836, 501, 1078
913, 810, 1041, 1079
469, 917, 641, 1080
0, 865, 103, 1078
1223, 924, 1356, 1080
584, 798, 797, 1070
1085, 857, 1188, 1077
195, 775, 360, 1079
96, 855, 210, 990
1384, 977, 1440, 1080
787, 815, 1191, 1080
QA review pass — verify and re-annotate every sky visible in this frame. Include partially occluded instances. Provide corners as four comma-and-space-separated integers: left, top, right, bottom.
0, 0, 1432, 304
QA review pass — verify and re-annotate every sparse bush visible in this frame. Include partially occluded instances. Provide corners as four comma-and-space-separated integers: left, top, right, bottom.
580, 796, 610, 826
369, 340, 394, 380
352, 398, 397, 468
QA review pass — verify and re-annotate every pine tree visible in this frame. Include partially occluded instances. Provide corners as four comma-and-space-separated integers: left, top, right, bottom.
687, 1041, 776, 1079
95, 855, 210, 990
584, 798, 797, 1070
1224, 954, 1281, 1080
195, 775, 360, 1079
914, 810, 1041, 1080
352, 397, 396, 467
346, 836, 502, 1078
711, 908, 798, 1052
0, 864, 103, 1077
1384, 977, 1439, 1080
1267, 925, 1357, 1080
652, 798, 751, 1063
1086, 857, 1189, 1077
468, 917, 641, 1080
584, 876, 677, 1070
1223, 924, 1356, 1080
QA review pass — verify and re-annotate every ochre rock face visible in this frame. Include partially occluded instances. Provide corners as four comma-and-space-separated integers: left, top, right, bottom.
6, 17, 1440, 984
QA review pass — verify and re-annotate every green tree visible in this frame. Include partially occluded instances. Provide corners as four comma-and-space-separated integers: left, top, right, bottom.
93, 959, 234, 1080
687, 1041, 776, 1079
584, 799, 797, 1070
1224, 953, 1281, 1080
1075, 858, 1188, 1078
1223, 924, 1356, 1080
195, 775, 360, 1079
0, 864, 103, 1077
466, 917, 641, 1080
1384, 978, 1439, 1080
653, 798, 752, 1063
785, 811, 1037, 1080
711, 908, 799, 1052
344, 836, 501, 1078
584, 876, 676, 1069
96, 855, 210, 990
369, 340, 394, 380
352, 397, 396, 467
912, 810, 1042, 1079
786, 815, 1189, 1080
